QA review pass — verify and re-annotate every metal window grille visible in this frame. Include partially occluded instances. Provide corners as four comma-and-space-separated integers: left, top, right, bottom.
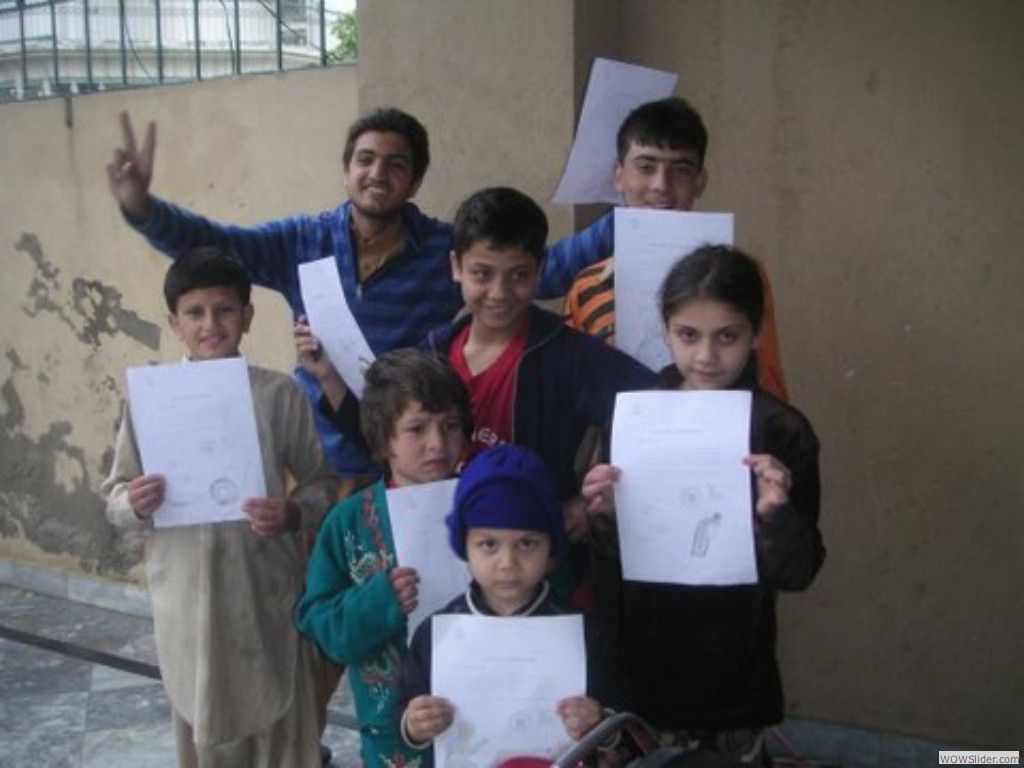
0, 0, 348, 102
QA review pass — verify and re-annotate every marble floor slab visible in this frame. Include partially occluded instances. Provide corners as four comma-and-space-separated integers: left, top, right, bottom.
0, 584, 361, 768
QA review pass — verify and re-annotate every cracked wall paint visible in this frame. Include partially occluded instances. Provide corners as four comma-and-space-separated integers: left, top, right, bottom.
1, 71, 340, 585
0, 371, 138, 573
17, 233, 160, 351
0, 233, 165, 574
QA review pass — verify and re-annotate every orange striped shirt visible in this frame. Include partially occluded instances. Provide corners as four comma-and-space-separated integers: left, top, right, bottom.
564, 256, 789, 401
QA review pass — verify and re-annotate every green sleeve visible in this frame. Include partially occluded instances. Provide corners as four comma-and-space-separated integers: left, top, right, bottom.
296, 487, 406, 664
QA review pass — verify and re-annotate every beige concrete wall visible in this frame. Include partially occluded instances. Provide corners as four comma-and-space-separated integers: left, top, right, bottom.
357, 0, 578, 238
619, 0, 1024, 746
4, 0, 1021, 747
0, 65, 358, 581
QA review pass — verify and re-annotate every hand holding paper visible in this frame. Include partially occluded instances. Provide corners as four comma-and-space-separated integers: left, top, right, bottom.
580, 463, 619, 516
127, 474, 165, 520
405, 695, 454, 744
743, 454, 792, 518
389, 567, 421, 615
294, 317, 349, 409
242, 497, 299, 537
298, 257, 376, 399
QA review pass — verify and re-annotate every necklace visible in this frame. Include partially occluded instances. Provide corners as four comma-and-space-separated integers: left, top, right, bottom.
352, 217, 405, 284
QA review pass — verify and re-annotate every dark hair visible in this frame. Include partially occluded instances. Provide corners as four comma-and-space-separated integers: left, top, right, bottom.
451, 187, 548, 264
342, 107, 430, 182
359, 349, 473, 464
659, 245, 764, 333
163, 247, 252, 312
616, 97, 708, 168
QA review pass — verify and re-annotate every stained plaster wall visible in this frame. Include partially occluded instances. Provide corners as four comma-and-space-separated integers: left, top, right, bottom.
0, 65, 358, 581
615, 0, 1023, 746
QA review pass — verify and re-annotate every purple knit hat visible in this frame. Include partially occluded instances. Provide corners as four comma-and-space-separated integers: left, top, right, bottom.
446, 445, 564, 560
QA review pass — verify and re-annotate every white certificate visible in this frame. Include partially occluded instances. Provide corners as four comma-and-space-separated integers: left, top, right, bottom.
611, 391, 756, 585
298, 256, 375, 399
432, 614, 585, 768
386, 479, 468, 636
126, 357, 266, 528
553, 57, 678, 205
614, 208, 734, 371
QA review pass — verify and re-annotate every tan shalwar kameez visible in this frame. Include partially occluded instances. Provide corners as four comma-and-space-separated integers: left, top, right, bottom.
104, 364, 338, 768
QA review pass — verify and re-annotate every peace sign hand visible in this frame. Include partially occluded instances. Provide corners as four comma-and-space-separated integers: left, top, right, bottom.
106, 111, 156, 220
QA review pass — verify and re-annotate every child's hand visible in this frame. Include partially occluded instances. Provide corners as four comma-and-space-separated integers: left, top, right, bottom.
563, 496, 590, 541
294, 318, 348, 408
557, 696, 604, 741
127, 474, 165, 520
294, 319, 331, 379
743, 454, 792, 519
106, 111, 155, 220
389, 566, 420, 614
581, 464, 619, 515
405, 695, 454, 743
243, 498, 300, 537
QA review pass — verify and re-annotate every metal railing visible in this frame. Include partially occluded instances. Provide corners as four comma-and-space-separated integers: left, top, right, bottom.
0, 0, 346, 102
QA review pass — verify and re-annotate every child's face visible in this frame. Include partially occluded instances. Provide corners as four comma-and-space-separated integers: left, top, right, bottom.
169, 286, 252, 360
614, 141, 707, 211
450, 242, 539, 338
387, 402, 465, 487
665, 297, 758, 390
465, 527, 551, 616
343, 130, 421, 219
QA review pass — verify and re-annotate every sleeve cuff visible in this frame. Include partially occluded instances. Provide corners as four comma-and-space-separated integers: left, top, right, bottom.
400, 709, 433, 751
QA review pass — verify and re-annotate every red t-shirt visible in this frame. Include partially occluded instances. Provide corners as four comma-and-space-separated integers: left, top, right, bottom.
448, 321, 530, 462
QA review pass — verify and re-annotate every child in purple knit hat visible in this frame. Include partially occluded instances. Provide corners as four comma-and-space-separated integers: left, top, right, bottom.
395, 445, 608, 761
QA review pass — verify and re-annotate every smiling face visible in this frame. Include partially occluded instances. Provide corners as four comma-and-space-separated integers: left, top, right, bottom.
386, 401, 465, 487
614, 141, 707, 211
169, 286, 252, 360
343, 130, 421, 219
451, 241, 540, 340
466, 527, 551, 615
665, 296, 759, 390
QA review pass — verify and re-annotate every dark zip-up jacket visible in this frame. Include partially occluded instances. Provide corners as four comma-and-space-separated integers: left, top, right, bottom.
421, 305, 657, 502
608, 362, 824, 731
325, 304, 656, 501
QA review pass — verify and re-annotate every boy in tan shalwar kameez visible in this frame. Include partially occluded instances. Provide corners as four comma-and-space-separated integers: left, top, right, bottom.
103, 248, 338, 767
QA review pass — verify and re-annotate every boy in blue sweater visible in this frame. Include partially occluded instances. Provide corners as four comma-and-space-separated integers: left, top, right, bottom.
295, 349, 472, 767
108, 109, 610, 477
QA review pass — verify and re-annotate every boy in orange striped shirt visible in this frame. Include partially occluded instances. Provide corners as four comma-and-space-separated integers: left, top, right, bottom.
563, 97, 788, 400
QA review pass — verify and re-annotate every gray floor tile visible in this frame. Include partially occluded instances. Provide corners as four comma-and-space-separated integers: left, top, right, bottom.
0, 583, 365, 767
0, 690, 87, 768
85, 683, 172, 733
80, 719, 178, 768
0, 639, 93, 697
90, 663, 161, 693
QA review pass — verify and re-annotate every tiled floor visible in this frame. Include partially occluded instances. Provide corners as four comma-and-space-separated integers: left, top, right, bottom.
0, 584, 361, 767
0, 579, 960, 767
